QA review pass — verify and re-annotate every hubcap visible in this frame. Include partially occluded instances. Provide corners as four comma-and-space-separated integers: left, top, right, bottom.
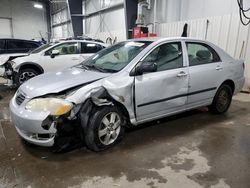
217, 89, 229, 112
98, 112, 121, 145
19, 72, 36, 84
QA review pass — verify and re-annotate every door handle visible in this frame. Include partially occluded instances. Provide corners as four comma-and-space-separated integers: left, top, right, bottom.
216, 66, 223, 70
177, 71, 188, 77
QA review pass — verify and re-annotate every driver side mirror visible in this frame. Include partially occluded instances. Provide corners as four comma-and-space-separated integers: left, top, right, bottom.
130, 62, 157, 76
50, 49, 60, 58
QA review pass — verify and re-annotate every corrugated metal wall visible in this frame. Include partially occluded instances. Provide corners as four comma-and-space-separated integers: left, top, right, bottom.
83, 0, 126, 43
51, 8, 73, 39
157, 14, 250, 91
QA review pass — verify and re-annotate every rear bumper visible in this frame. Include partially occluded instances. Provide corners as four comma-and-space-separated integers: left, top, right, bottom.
235, 77, 245, 94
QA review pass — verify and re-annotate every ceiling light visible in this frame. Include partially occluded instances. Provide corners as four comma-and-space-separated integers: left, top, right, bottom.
34, 3, 43, 9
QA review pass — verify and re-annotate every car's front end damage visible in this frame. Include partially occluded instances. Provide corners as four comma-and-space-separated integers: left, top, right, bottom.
9, 66, 134, 151
10, 86, 130, 151
0, 60, 16, 84
0, 54, 29, 85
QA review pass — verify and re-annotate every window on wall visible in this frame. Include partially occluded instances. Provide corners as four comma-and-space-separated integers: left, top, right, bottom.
142, 42, 183, 72
186, 42, 221, 66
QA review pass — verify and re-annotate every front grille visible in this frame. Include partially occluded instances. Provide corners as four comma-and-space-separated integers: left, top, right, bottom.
15, 93, 26, 105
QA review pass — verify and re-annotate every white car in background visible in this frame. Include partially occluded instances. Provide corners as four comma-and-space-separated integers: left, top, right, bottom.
0, 40, 108, 86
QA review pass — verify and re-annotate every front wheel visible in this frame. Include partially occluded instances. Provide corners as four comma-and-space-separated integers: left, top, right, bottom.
15, 68, 39, 86
209, 84, 233, 114
84, 106, 125, 151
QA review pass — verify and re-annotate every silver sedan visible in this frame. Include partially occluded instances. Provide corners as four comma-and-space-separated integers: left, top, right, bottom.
10, 37, 245, 151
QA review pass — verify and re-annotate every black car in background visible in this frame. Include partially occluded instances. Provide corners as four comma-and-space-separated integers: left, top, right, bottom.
0, 39, 42, 54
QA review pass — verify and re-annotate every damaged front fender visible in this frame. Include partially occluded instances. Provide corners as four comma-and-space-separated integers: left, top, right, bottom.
66, 74, 136, 125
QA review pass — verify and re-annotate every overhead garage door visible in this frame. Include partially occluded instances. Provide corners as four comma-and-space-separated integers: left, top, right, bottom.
0, 18, 13, 38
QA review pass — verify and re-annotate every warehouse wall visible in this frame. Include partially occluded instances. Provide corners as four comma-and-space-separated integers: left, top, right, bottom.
82, 0, 126, 42
51, 8, 73, 39
144, 0, 250, 33
0, 0, 48, 40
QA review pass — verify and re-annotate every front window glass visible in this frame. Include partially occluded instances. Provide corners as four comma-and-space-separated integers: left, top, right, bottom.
80, 41, 152, 72
142, 42, 183, 71
31, 43, 54, 54
45, 42, 79, 55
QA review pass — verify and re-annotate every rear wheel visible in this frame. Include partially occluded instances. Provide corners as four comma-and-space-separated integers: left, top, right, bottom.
84, 106, 125, 151
16, 68, 39, 86
209, 84, 233, 114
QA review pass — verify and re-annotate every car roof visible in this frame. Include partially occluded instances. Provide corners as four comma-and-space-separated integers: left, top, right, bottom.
58, 40, 108, 46
129, 37, 209, 43
0, 38, 40, 43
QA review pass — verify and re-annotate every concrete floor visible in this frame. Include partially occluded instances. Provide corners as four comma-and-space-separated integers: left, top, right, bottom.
0, 82, 250, 188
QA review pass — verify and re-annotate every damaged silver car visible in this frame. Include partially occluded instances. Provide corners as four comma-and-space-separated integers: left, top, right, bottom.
10, 37, 245, 151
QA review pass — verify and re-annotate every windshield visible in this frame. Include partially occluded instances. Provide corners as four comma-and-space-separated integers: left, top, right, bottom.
80, 41, 152, 73
30, 43, 55, 54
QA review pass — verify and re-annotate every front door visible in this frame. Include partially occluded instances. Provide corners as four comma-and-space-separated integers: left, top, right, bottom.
41, 42, 81, 72
135, 41, 189, 122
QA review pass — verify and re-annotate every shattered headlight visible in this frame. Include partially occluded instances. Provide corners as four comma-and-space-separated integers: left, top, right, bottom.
25, 98, 73, 116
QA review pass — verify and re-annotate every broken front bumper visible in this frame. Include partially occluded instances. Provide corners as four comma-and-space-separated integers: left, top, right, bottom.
0, 62, 15, 80
9, 96, 56, 147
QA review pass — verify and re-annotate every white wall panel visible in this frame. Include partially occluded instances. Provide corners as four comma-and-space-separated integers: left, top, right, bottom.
0, 18, 12, 38
226, 15, 240, 57
218, 15, 231, 50
0, 0, 48, 40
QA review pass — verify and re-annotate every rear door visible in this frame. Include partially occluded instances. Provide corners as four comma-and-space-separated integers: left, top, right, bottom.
135, 41, 189, 122
185, 42, 225, 107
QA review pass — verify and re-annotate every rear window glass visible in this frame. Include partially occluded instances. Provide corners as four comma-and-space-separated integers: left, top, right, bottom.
8, 40, 26, 49
81, 43, 104, 53
0, 40, 5, 49
25, 42, 39, 49
7, 40, 39, 49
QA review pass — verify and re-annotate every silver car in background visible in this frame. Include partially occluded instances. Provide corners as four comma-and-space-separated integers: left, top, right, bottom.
9, 37, 245, 151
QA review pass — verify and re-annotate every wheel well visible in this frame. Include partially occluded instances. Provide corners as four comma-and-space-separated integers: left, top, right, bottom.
113, 101, 131, 126
221, 80, 235, 93
19, 64, 44, 74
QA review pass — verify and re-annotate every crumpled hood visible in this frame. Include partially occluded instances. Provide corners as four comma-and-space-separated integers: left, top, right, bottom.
0, 53, 28, 66
19, 67, 110, 98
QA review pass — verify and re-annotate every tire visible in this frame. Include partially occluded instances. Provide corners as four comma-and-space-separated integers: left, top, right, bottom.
15, 68, 39, 86
209, 84, 233, 114
84, 106, 125, 151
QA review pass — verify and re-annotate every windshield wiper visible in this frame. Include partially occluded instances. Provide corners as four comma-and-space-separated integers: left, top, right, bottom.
83, 64, 107, 73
